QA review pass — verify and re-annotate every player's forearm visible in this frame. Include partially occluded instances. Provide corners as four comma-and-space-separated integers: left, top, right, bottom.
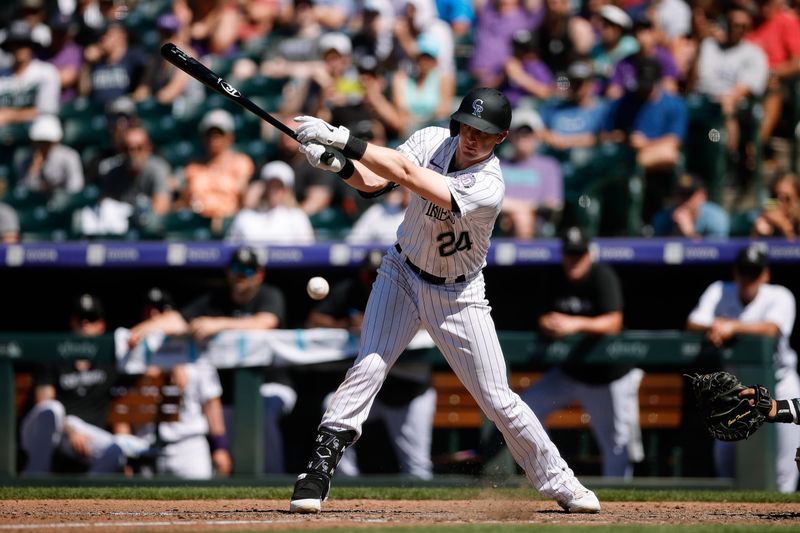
575, 312, 623, 335
686, 321, 710, 332
219, 312, 280, 331
133, 310, 190, 338
360, 144, 452, 210
730, 321, 780, 337
203, 397, 227, 436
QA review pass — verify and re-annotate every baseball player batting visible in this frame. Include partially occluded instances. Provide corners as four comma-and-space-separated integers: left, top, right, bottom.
288, 87, 600, 514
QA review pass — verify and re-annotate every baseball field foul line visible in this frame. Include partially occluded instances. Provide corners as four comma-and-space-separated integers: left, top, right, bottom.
0, 519, 298, 530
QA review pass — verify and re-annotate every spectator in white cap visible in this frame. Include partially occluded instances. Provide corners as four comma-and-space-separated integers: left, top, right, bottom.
177, 109, 255, 231
226, 160, 315, 244
18, 114, 84, 196
0, 21, 60, 126
590, 5, 638, 83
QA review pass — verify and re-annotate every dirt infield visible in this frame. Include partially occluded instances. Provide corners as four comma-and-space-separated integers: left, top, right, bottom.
1, 499, 800, 532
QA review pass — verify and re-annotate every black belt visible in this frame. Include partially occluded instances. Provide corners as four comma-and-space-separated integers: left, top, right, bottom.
394, 243, 466, 285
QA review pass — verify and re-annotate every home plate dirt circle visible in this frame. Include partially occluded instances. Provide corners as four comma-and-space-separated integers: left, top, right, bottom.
1, 499, 799, 532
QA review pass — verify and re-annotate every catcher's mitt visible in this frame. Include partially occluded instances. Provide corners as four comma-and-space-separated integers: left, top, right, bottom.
685, 371, 773, 442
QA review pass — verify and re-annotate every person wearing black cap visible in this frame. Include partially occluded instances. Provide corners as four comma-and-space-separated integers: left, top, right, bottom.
291, 88, 600, 513
0, 20, 60, 126
650, 173, 730, 238
127, 246, 287, 475
306, 249, 436, 479
20, 294, 132, 475
687, 243, 800, 493
602, 55, 688, 224
521, 226, 643, 479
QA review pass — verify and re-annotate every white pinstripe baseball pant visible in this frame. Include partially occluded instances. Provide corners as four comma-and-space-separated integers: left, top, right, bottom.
321, 247, 583, 502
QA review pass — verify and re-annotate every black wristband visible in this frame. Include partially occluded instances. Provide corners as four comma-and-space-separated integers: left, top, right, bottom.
209, 434, 230, 452
772, 400, 795, 423
337, 159, 355, 180
342, 135, 367, 160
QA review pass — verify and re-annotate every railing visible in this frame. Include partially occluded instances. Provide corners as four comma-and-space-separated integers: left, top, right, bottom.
0, 330, 777, 488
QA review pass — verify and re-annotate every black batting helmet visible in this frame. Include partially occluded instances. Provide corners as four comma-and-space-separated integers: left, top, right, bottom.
450, 87, 512, 136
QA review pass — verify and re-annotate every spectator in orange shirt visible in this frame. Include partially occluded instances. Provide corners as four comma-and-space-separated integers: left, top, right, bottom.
745, 0, 800, 141
177, 109, 255, 231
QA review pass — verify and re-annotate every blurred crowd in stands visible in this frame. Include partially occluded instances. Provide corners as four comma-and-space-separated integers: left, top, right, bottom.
1, 0, 800, 242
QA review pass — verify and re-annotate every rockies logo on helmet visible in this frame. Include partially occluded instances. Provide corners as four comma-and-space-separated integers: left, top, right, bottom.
450, 88, 512, 135
472, 99, 484, 118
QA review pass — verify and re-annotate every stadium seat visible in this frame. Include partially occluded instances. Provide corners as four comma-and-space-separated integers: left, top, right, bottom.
140, 209, 215, 241
59, 97, 104, 121
159, 140, 203, 168
135, 98, 173, 118
62, 115, 109, 150
309, 207, 353, 240
17, 205, 72, 236
729, 210, 758, 237
140, 114, 181, 145
2, 188, 49, 210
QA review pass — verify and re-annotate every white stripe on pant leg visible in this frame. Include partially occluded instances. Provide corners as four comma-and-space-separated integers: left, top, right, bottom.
322, 255, 421, 438
419, 276, 579, 502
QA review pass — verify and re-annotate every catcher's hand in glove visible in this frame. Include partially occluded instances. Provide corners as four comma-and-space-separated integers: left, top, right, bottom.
685, 371, 773, 441
299, 143, 347, 172
295, 116, 350, 149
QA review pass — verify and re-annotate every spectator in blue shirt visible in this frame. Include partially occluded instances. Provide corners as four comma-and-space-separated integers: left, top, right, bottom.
651, 173, 730, 238
602, 57, 688, 222
539, 61, 608, 158
435, 0, 474, 36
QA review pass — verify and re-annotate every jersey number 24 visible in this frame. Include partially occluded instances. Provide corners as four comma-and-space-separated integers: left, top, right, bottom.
437, 231, 473, 256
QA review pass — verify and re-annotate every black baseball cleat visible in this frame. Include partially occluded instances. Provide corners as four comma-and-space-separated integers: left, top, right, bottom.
289, 472, 330, 513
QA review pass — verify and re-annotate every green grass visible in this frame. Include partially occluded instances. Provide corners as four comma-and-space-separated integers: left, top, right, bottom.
259, 529, 800, 533
1, 486, 800, 503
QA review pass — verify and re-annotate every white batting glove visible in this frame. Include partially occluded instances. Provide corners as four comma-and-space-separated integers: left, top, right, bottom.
294, 116, 350, 149
299, 142, 347, 172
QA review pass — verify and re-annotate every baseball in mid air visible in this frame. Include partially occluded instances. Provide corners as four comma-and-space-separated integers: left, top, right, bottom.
306, 276, 330, 300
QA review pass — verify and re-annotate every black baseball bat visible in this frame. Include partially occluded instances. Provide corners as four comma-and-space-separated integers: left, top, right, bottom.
160, 42, 299, 141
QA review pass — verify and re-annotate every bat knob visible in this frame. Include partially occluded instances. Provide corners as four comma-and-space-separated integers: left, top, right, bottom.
321, 151, 335, 165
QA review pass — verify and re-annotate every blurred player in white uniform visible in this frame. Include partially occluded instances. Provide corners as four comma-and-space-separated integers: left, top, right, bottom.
287, 87, 601, 513
123, 288, 233, 479
687, 244, 800, 493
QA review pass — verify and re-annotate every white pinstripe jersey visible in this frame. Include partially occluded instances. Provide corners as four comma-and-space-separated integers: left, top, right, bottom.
394, 126, 505, 278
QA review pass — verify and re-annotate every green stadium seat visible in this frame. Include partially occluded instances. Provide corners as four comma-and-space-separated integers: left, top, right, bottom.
310, 207, 353, 240
59, 97, 105, 121
136, 98, 173, 118
62, 115, 109, 150
17, 205, 72, 235
140, 209, 215, 241
159, 140, 203, 168
2, 188, 49, 210
0, 122, 31, 146
730, 209, 758, 237
140, 114, 181, 145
